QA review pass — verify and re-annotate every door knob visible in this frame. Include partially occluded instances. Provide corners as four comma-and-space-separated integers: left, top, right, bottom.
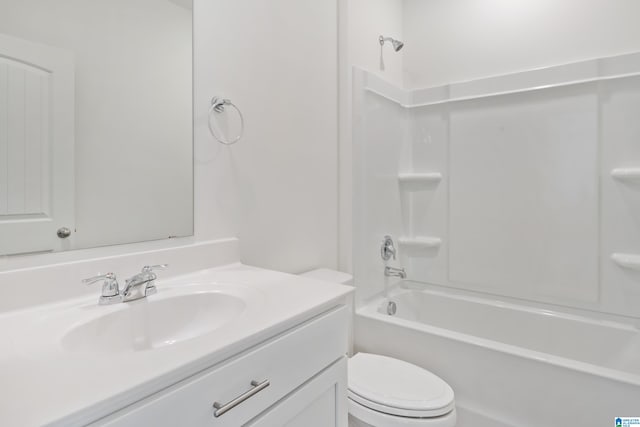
57, 227, 71, 238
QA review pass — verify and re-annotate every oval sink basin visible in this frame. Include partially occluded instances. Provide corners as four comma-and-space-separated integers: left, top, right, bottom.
62, 292, 245, 353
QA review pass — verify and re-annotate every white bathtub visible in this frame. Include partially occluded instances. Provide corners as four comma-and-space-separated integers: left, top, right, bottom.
354, 282, 640, 427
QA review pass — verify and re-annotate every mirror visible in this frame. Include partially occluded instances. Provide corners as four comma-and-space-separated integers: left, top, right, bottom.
0, 0, 193, 256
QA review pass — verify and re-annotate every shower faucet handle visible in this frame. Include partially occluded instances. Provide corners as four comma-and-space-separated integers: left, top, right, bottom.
381, 235, 397, 261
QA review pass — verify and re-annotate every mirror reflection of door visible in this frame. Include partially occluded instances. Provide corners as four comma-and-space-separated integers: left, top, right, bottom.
0, 34, 74, 255
0, 1, 193, 257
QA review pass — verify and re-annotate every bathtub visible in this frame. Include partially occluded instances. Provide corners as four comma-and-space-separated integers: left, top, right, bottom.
354, 282, 640, 427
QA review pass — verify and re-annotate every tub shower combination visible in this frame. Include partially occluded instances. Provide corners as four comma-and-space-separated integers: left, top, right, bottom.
352, 52, 640, 426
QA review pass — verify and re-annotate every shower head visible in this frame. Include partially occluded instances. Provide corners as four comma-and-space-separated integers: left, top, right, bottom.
379, 35, 404, 52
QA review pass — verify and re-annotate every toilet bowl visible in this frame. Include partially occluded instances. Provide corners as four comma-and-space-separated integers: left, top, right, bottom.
299, 269, 457, 427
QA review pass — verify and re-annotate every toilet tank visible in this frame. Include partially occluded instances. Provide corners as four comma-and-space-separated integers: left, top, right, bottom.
299, 268, 353, 286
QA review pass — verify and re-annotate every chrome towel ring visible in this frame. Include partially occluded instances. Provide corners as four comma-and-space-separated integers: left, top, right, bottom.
208, 97, 244, 145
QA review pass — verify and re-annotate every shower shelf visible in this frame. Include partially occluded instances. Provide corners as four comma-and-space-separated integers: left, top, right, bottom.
611, 168, 640, 181
611, 253, 640, 271
398, 173, 442, 185
398, 236, 442, 250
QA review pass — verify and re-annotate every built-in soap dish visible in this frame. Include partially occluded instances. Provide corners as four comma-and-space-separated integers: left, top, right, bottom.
611, 168, 640, 182
611, 253, 640, 271
398, 236, 442, 250
398, 172, 442, 190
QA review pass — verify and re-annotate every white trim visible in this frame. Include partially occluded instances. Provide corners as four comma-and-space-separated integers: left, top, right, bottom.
360, 50, 640, 108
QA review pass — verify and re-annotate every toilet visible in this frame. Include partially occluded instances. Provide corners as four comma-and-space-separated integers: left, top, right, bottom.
300, 269, 457, 427
348, 353, 456, 427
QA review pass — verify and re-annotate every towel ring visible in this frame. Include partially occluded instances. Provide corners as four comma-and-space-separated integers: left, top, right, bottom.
208, 97, 244, 145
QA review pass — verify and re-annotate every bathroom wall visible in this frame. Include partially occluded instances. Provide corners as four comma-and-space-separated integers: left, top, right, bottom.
351, 71, 409, 295
348, 1, 640, 320
349, 0, 404, 87
403, 0, 640, 89
194, 0, 340, 273
1, 0, 341, 278
353, 53, 640, 320
339, 0, 405, 272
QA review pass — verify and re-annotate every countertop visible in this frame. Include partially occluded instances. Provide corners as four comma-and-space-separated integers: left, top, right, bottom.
0, 263, 352, 427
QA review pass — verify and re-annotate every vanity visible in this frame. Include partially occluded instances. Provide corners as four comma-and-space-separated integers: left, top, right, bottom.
0, 262, 352, 427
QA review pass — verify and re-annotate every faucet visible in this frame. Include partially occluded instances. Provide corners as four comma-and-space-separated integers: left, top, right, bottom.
121, 264, 168, 302
385, 266, 406, 279
83, 265, 168, 305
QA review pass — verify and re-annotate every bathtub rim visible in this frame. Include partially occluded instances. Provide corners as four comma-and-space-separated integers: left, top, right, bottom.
357, 287, 640, 388
393, 281, 639, 332
358, 280, 640, 327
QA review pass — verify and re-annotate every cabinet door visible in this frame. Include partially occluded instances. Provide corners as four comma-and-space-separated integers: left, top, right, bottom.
247, 357, 347, 427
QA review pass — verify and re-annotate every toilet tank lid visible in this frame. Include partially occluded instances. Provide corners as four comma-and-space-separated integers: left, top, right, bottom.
299, 268, 353, 285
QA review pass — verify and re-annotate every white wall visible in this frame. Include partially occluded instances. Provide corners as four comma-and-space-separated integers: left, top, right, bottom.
1, 0, 340, 277
344, 0, 640, 278
352, 55, 640, 319
349, 0, 640, 317
351, 71, 409, 301
349, 0, 405, 87
339, 0, 405, 273
403, 0, 640, 89
195, 0, 339, 273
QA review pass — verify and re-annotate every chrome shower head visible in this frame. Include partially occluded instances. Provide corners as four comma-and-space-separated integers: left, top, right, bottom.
379, 35, 404, 52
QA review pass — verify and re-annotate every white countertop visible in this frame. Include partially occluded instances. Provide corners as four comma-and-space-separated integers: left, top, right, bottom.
0, 263, 352, 427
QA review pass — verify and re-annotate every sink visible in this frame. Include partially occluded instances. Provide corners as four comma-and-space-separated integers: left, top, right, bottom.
62, 292, 246, 352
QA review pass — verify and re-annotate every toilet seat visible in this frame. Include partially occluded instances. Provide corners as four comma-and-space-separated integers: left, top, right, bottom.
348, 353, 455, 418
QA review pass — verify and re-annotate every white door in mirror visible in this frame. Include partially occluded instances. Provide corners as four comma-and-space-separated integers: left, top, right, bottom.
0, 34, 75, 255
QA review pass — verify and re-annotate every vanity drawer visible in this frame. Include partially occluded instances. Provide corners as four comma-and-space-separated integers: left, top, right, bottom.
94, 305, 348, 427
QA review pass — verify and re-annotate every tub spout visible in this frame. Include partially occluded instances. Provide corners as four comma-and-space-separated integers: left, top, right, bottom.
385, 266, 406, 279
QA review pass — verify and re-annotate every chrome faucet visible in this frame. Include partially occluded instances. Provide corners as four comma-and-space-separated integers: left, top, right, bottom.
83, 264, 168, 305
121, 264, 168, 302
385, 266, 406, 279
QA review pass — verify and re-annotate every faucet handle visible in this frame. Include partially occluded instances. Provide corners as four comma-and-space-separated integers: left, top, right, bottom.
138, 264, 168, 298
82, 272, 116, 286
82, 272, 122, 305
381, 235, 397, 261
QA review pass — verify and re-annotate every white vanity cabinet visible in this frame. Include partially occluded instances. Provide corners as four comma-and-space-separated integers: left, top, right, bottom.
91, 306, 348, 427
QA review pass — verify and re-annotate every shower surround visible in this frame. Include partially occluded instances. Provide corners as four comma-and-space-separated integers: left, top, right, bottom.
352, 51, 640, 425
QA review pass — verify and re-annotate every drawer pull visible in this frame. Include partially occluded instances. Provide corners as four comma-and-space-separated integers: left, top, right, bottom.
212, 379, 270, 417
